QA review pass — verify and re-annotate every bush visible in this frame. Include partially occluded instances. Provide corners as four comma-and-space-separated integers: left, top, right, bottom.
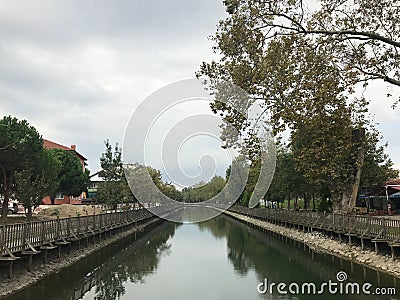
317, 198, 332, 212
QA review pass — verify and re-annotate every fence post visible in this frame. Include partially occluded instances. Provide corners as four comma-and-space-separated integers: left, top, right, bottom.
22, 223, 28, 249
77, 215, 81, 236
67, 216, 71, 237
398, 220, 400, 241
85, 212, 89, 233
0, 224, 5, 256
383, 218, 387, 239
93, 210, 96, 230
367, 215, 371, 237
56, 216, 60, 240
40, 220, 45, 245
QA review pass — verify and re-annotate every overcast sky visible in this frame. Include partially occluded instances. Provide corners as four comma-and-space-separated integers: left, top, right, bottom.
1, 0, 399, 183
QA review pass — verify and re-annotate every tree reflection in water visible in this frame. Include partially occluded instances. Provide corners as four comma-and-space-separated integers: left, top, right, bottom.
197, 215, 400, 300
92, 222, 179, 300
4, 222, 180, 300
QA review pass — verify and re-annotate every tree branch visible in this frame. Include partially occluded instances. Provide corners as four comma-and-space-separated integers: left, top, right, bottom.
300, 29, 400, 48
354, 67, 400, 87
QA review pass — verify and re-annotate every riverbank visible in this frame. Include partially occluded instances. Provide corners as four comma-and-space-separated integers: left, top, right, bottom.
0, 217, 161, 299
224, 210, 400, 279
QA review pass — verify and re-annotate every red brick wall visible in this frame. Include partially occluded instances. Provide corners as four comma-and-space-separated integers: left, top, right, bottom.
42, 196, 82, 205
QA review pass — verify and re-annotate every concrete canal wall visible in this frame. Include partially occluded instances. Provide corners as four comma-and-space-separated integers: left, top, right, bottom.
224, 209, 400, 279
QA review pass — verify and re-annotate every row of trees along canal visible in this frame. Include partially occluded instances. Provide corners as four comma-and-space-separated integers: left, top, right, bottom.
0, 111, 398, 221
96, 141, 398, 212
197, 0, 400, 213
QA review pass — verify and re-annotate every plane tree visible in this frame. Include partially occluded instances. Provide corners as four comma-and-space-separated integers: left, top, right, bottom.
198, 0, 398, 212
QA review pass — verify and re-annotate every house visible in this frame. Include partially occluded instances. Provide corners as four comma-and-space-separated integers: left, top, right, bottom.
87, 171, 104, 199
42, 139, 88, 205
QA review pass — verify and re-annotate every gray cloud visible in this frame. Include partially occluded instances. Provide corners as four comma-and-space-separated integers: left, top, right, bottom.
1, 0, 399, 180
0, 0, 228, 174
0, 0, 225, 46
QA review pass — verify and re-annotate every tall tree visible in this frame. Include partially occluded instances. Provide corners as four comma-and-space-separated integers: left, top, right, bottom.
100, 140, 125, 181
0, 116, 44, 220
265, 147, 307, 208
96, 140, 130, 210
223, 156, 251, 205
14, 149, 60, 219
125, 164, 182, 205
49, 148, 90, 204
359, 131, 399, 190
198, 2, 381, 212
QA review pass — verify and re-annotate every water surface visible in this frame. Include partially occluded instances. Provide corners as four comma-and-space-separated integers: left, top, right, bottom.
7, 210, 400, 300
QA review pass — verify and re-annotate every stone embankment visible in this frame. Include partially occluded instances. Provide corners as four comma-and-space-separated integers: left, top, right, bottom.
225, 211, 400, 278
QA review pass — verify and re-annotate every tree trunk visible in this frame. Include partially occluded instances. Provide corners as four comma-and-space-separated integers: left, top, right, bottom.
348, 146, 365, 211
332, 185, 357, 213
26, 205, 33, 221
304, 193, 311, 210
1, 172, 9, 221
1, 193, 9, 220
331, 190, 343, 212
312, 193, 316, 211
332, 129, 366, 214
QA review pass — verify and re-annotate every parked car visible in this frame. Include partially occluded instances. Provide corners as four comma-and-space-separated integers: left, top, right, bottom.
0, 201, 19, 214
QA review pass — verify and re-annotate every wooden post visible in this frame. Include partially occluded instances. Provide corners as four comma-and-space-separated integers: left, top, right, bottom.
56, 217, 60, 240
67, 216, 71, 237
8, 261, 13, 278
0, 224, 4, 256
77, 215, 81, 236
383, 218, 387, 239
40, 221, 45, 246
22, 222, 28, 250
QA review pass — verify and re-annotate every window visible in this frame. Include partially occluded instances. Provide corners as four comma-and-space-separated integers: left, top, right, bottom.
55, 192, 64, 199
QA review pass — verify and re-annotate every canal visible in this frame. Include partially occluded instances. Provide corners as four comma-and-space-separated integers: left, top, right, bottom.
6, 209, 400, 300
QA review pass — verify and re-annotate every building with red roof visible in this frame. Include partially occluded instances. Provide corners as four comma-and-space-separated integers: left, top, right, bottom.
42, 139, 87, 205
